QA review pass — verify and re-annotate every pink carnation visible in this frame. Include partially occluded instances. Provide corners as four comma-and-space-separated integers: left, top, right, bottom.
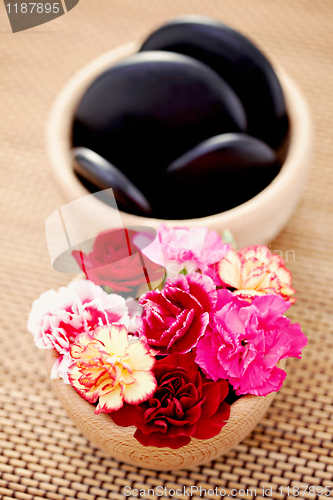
138, 273, 217, 355
195, 290, 307, 396
134, 225, 230, 276
28, 280, 129, 382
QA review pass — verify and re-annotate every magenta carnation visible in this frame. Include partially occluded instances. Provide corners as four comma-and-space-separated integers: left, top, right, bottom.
195, 290, 307, 396
138, 273, 217, 355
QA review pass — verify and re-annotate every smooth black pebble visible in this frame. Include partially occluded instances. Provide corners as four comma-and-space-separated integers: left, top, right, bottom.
140, 15, 288, 149
72, 147, 153, 216
162, 133, 281, 219
72, 51, 246, 199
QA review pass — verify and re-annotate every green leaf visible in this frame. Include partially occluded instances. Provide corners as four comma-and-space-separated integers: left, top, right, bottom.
222, 229, 237, 250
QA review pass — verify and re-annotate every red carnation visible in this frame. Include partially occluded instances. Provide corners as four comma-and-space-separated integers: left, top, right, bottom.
72, 228, 164, 294
138, 273, 217, 354
111, 352, 230, 449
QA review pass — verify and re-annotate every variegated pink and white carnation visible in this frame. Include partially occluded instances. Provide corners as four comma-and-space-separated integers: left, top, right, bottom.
30, 225, 307, 449
28, 280, 129, 383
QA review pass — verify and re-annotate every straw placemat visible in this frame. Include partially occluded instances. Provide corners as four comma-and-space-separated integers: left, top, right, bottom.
1, 0, 333, 498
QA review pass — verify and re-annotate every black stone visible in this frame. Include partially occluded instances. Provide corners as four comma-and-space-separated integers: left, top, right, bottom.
140, 15, 288, 149
72, 51, 247, 199
72, 147, 153, 216
162, 133, 281, 219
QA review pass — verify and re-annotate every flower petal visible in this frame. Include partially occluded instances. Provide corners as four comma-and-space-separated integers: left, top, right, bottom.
94, 324, 128, 356
124, 371, 157, 405
195, 331, 228, 382
95, 386, 123, 413
171, 312, 209, 354
281, 322, 308, 359
192, 402, 230, 439
218, 249, 241, 288
134, 429, 191, 449
111, 402, 140, 426
126, 340, 156, 371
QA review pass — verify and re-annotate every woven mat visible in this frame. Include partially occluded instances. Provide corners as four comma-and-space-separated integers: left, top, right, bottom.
1, 0, 333, 498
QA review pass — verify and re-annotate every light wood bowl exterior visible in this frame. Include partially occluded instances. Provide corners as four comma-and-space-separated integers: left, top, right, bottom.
45, 348, 286, 470
47, 42, 313, 249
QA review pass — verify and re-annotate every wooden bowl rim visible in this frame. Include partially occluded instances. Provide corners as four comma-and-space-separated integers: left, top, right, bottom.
47, 41, 313, 229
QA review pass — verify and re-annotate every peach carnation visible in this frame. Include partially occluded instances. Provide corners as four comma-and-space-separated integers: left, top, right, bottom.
218, 246, 296, 303
68, 324, 157, 413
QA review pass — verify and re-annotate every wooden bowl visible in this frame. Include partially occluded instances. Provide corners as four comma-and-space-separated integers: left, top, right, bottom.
47, 42, 313, 249
45, 348, 285, 470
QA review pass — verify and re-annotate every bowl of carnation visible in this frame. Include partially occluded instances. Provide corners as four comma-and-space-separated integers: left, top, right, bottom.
32, 226, 308, 471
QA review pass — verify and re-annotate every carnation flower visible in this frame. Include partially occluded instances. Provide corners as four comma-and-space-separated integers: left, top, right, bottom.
111, 352, 230, 449
133, 225, 230, 277
72, 228, 164, 294
125, 297, 143, 333
195, 290, 307, 396
218, 246, 296, 303
68, 324, 156, 413
138, 273, 217, 355
28, 280, 129, 382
